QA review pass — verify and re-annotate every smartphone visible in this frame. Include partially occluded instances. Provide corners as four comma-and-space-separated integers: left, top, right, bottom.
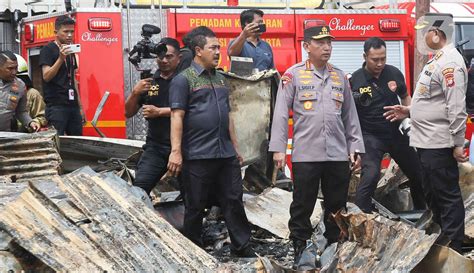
66, 44, 81, 53
258, 24, 266, 33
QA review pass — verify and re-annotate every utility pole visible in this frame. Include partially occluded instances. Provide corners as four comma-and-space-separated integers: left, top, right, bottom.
413, 0, 430, 91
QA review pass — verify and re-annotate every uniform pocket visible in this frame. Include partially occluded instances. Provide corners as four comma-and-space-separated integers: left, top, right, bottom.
0, 93, 8, 110
297, 90, 318, 112
331, 91, 344, 114
6, 94, 19, 110
415, 70, 432, 99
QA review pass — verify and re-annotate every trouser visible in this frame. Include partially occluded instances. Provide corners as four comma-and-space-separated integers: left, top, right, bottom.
133, 141, 170, 195
45, 104, 82, 136
289, 161, 350, 244
356, 133, 426, 212
417, 148, 465, 252
181, 157, 251, 250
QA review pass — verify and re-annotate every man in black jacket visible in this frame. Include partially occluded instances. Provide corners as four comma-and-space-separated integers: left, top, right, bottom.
350, 37, 426, 212
40, 15, 84, 135
125, 38, 182, 195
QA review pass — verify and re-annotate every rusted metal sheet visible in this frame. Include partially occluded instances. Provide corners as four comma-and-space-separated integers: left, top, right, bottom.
0, 168, 217, 271
332, 211, 438, 272
465, 193, 474, 239
59, 136, 144, 172
224, 71, 274, 166
0, 131, 61, 182
413, 244, 474, 273
244, 187, 322, 239
459, 162, 474, 201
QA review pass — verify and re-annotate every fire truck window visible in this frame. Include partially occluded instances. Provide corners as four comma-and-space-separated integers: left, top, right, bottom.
459, 23, 474, 51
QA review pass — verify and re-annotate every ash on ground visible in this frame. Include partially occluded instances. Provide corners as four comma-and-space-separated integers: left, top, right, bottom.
201, 214, 293, 268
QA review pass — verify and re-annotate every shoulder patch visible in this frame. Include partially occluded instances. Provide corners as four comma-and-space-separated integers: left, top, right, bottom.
442, 68, 454, 75
442, 68, 455, 88
387, 81, 397, 92
281, 72, 293, 86
434, 51, 444, 60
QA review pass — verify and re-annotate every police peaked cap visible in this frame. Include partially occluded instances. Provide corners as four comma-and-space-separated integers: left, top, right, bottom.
304, 25, 335, 40
414, 12, 454, 35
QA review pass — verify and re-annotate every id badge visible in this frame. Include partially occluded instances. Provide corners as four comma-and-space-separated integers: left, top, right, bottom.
68, 89, 75, 101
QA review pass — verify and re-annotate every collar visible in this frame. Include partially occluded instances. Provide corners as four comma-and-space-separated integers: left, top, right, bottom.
154, 69, 177, 80
246, 38, 262, 47
304, 60, 333, 72
191, 61, 216, 76
305, 59, 333, 79
361, 62, 384, 82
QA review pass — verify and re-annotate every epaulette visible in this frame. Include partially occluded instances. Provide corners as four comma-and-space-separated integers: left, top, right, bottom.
328, 63, 342, 72
434, 51, 444, 60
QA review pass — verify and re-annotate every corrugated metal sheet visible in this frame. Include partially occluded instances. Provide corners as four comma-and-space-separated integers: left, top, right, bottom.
0, 167, 217, 271
225, 71, 273, 166
0, 131, 61, 182
244, 187, 322, 239
465, 194, 474, 239
413, 244, 474, 273
331, 211, 438, 272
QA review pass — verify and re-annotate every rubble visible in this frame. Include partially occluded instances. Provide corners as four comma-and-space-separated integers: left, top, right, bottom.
243, 187, 322, 239
0, 167, 217, 271
58, 135, 143, 173
465, 194, 474, 240
0, 131, 61, 182
332, 211, 438, 272
2, 129, 474, 271
413, 244, 474, 273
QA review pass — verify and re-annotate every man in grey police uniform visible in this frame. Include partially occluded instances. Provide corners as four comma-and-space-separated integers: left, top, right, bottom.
384, 13, 467, 253
0, 50, 40, 132
269, 25, 365, 265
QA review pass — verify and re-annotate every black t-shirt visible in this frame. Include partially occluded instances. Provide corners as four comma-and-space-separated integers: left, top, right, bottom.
350, 64, 408, 138
139, 70, 173, 146
39, 42, 78, 106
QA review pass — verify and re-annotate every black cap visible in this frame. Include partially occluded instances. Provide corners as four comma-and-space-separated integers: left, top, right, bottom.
304, 25, 335, 40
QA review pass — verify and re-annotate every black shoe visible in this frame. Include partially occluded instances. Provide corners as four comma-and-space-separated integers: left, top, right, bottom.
231, 244, 257, 258
293, 240, 306, 266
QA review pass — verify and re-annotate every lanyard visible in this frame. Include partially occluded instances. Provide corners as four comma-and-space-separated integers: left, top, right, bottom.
55, 41, 74, 87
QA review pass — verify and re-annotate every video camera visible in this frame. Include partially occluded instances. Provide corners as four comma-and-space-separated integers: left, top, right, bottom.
128, 24, 168, 79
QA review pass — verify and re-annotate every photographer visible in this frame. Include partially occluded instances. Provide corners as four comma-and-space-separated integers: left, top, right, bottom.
350, 37, 426, 213
40, 15, 85, 136
228, 9, 274, 71
125, 37, 181, 195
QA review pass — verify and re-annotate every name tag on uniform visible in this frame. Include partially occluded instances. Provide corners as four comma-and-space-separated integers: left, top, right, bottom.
68, 89, 75, 101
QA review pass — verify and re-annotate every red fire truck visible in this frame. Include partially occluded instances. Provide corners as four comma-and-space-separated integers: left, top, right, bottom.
18, 1, 473, 175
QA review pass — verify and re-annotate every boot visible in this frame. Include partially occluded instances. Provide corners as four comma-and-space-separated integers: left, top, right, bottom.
293, 239, 306, 268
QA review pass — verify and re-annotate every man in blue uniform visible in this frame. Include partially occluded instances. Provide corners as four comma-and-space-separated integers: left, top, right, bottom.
269, 25, 364, 265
